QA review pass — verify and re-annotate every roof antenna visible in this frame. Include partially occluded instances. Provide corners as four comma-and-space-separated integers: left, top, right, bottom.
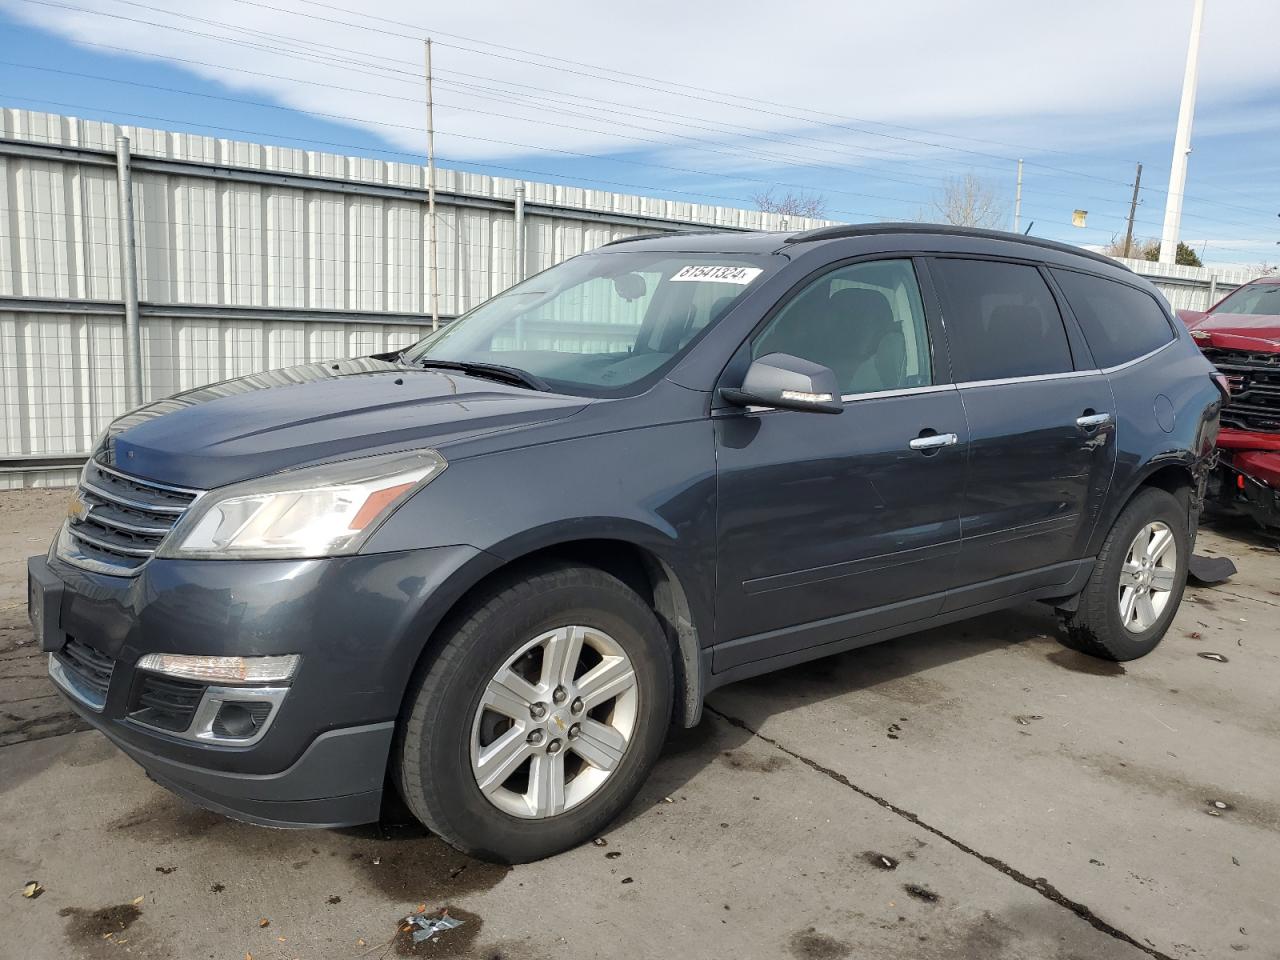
1023, 221, 1035, 235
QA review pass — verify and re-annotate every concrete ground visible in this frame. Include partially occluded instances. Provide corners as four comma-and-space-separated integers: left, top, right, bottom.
1, 488, 1277, 960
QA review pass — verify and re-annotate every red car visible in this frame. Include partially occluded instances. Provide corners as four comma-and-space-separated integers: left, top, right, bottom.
1178, 276, 1280, 528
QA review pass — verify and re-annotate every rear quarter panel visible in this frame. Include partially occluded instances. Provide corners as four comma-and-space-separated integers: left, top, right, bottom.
1090, 340, 1220, 554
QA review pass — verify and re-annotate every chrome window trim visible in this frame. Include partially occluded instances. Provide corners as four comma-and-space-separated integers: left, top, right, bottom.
955, 368, 1104, 389
839, 383, 955, 403
48, 653, 107, 712
1099, 339, 1177, 374
738, 381, 954, 412
127, 684, 289, 746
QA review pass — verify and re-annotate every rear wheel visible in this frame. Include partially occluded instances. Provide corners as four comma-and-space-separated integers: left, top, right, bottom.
1058, 487, 1189, 661
396, 563, 673, 863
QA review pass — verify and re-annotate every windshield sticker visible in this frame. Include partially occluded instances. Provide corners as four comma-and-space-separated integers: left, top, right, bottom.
670, 265, 763, 285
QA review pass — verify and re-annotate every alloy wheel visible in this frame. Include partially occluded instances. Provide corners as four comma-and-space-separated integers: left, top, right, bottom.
1118, 520, 1178, 633
469, 625, 639, 819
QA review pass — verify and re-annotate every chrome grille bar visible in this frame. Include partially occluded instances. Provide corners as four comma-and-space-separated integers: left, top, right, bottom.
56, 460, 203, 576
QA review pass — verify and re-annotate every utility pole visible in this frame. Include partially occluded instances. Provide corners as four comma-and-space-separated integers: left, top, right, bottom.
1159, 0, 1205, 265
1123, 162, 1144, 259
1012, 158, 1023, 234
424, 38, 440, 331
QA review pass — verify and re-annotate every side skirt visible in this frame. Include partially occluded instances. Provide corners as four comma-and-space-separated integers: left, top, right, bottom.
704, 558, 1094, 692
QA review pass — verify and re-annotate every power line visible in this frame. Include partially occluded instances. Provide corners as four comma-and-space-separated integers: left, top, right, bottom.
6, 104, 1275, 263
5, 57, 1269, 242
5, 63, 1239, 241
17, 0, 1274, 223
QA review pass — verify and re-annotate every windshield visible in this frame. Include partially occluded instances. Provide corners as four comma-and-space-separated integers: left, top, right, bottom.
401, 251, 776, 395
1214, 282, 1280, 317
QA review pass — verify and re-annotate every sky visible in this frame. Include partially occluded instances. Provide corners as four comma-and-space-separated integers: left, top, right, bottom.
1, 0, 1278, 267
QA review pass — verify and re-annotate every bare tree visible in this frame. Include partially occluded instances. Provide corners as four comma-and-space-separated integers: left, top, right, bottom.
930, 173, 1008, 229
1100, 235, 1158, 260
752, 188, 827, 220
1248, 261, 1278, 277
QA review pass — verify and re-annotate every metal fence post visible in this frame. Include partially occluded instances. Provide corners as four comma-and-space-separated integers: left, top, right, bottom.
513, 183, 526, 284
115, 136, 143, 408
1207, 273, 1218, 310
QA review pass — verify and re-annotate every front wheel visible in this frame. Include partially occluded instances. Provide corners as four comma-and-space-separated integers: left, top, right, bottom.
395, 564, 673, 863
1059, 486, 1189, 661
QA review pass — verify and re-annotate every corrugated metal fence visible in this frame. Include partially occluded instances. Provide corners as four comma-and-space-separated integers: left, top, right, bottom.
1, 108, 1270, 488
1, 109, 827, 487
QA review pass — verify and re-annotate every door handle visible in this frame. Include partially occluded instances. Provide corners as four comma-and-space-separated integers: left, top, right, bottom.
1076, 412, 1113, 429
908, 432, 959, 451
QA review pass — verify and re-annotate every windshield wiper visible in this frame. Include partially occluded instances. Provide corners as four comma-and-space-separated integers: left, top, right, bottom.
409, 358, 551, 392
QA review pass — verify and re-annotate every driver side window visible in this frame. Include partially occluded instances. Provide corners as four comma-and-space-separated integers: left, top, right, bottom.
753, 259, 933, 396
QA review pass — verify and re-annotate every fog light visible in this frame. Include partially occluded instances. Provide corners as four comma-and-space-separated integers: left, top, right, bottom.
212, 701, 272, 738
137, 653, 299, 684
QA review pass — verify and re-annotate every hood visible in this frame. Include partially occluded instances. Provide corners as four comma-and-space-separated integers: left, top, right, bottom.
1185, 311, 1280, 352
102, 358, 589, 489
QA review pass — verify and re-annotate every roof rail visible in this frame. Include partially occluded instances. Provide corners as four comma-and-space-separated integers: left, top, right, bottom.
599, 229, 731, 247
784, 222, 1124, 271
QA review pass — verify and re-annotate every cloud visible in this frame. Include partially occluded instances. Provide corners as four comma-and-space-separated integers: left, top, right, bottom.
4, 0, 1279, 165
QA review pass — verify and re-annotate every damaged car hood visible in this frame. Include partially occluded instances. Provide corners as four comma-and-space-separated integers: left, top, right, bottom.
101, 358, 590, 489
1186, 312, 1280, 352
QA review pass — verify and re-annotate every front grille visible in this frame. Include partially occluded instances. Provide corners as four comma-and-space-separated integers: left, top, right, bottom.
54, 637, 114, 708
1201, 347, 1280, 433
59, 461, 201, 575
128, 674, 206, 733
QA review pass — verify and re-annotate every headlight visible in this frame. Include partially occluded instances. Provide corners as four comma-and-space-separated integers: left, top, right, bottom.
160, 449, 446, 560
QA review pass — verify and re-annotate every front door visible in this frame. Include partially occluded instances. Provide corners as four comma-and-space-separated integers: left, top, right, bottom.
926, 256, 1117, 604
712, 258, 969, 673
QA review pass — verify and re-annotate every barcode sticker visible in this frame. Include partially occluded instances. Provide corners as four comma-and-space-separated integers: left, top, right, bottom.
670, 265, 763, 285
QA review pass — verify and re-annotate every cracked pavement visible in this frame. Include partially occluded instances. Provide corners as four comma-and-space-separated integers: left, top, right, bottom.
1, 489, 1278, 959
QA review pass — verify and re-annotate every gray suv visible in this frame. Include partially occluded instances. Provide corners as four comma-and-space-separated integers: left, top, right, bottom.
29, 224, 1222, 862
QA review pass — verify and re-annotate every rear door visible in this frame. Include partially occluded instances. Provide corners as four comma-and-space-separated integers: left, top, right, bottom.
712, 257, 969, 672
926, 257, 1117, 605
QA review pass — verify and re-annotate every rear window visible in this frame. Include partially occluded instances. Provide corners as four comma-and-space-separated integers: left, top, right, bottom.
1050, 270, 1175, 368
929, 258, 1073, 381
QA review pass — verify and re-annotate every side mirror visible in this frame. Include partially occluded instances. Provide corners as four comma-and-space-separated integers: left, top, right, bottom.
720, 353, 843, 414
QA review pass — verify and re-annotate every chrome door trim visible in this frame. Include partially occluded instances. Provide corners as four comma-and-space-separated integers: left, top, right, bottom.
908, 433, 959, 451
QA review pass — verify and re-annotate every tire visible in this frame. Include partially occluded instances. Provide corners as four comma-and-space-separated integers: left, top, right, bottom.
1059, 487, 1189, 661
395, 563, 673, 863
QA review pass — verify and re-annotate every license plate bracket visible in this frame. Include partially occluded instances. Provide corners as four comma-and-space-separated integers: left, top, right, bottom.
27, 557, 66, 653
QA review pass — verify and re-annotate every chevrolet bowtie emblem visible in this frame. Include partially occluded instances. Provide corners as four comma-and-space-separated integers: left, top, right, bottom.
67, 493, 92, 523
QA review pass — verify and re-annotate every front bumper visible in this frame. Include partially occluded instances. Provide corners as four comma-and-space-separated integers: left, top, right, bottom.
30, 543, 494, 827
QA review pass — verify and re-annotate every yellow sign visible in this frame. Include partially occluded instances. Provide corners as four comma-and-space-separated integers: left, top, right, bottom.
1072, 209, 1088, 228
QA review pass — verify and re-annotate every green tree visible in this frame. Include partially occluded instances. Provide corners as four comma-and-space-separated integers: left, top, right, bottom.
1142, 240, 1203, 267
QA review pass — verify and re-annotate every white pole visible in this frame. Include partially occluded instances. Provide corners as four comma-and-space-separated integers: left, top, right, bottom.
1159, 0, 1205, 265
115, 136, 143, 409
425, 38, 440, 331
1012, 158, 1023, 233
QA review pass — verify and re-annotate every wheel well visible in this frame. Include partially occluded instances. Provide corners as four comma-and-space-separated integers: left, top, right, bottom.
429, 539, 704, 729
1139, 464, 1195, 504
